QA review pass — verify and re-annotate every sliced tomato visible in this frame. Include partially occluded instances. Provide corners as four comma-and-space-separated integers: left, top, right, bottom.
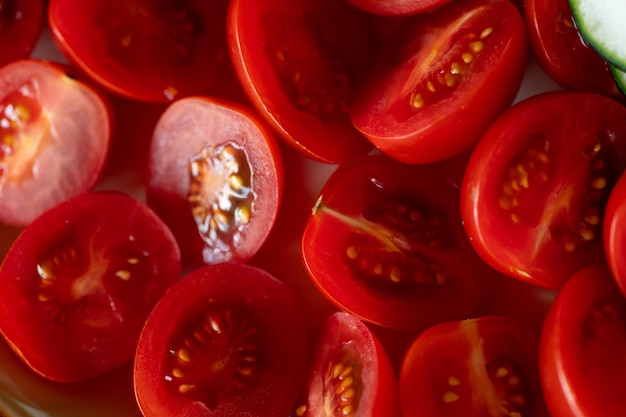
525, 0, 623, 99
146, 96, 283, 267
48, 0, 233, 103
0, 58, 111, 228
400, 316, 549, 417
0, 191, 181, 383
604, 172, 626, 297
350, 0, 528, 164
301, 154, 497, 330
134, 262, 308, 417
344, 0, 454, 15
540, 264, 626, 417
227, 0, 375, 163
294, 311, 400, 417
0, 0, 45, 67
461, 91, 626, 288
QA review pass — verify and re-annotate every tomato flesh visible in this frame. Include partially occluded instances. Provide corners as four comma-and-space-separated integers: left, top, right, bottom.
0, 0, 44, 67
0, 191, 181, 382
462, 91, 626, 288
134, 262, 308, 417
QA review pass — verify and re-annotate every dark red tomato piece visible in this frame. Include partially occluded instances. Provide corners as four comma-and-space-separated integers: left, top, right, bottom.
540, 264, 626, 417
134, 262, 308, 417
350, 0, 528, 164
0, 58, 110, 228
525, 0, 623, 99
0, 0, 44, 66
344, 0, 453, 15
400, 316, 549, 417
301, 154, 497, 330
227, 0, 375, 163
48, 0, 232, 103
461, 91, 626, 289
293, 311, 399, 417
146, 96, 283, 268
605, 172, 626, 297
0, 191, 181, 383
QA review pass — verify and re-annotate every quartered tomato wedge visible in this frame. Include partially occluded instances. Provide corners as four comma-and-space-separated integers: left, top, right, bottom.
344, 0, 454, 15
294, 311, 400, 417
146, 96, 283, 267
525, 0, 623, 99
461, 91, 626, 288
350, 0, 528, 164
227, 0, 375, 163
0, 58, 110, 228
301, 154, 497, 330
400, 316, 549, 417
0, 191, 181, 383
0, 0, 45, 67
134, 262, 308, 417
48, 0, 233, 103
540, 264, 626, 417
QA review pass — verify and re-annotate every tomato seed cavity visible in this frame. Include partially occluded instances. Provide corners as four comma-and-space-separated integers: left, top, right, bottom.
322, 358, 362, 417
486, 361, 528, 417
187, 142, 255, 264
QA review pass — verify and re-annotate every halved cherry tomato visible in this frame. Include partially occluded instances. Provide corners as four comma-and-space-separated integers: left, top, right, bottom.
227, 0, 375, 163
0, 191, 181, 383
0, 0, 45, 67
461, 91, 626, 288
350, 0, 528, 164
525, 0, 623, 99
539, 264, 626, 417
134, 262, 308, 417
0, 58, 111, 228
146, 96, 283, 268
301, 154, 497, 330
400, 316, 549, 417
294, 311, 400, 417
344, 0, 453, 15
48, 0, 233, 103
604, 172, 626, 297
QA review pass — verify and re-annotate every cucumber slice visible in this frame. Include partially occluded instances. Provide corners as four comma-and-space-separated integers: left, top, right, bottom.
569, 0, 626, 71
611, 64, 626, 95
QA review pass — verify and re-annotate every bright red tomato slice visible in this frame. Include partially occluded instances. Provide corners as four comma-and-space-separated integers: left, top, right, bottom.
293, 311, 400, 417
0, 0, 44, 67
48, 0, 233, 103
345, 0, 453, 15
146, 96, 283, 267
525, 0, 623, 99
134, 262, 308, 417
0, 191, 181, 383
400, 316, 549, 417
350, 0, 528, 164
540, 264, 626, 417
461, 91, 626, 289
604, 171, 626, 297
227, 0, 375, 163
301, 154, 497, 330
0, 58, 111, 228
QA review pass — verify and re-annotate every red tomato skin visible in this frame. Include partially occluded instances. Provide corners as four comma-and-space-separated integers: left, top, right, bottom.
0, 58, 111, 228
461, 91, 626, 289
301, 154, 497, 330
145, 96, 283, 268
604, 172, 626, 297
344, 0, 454, 16
134, 262, 308, 417
0, 191, 181, 383
539, 264, 626, 417
48, 0, 233, 103
525, 0, 623, 100
227, 0, 375, 164
304, 311, 400, 417
400, 316, 549, 417
350, 0, 528, 164
0, 0, 45, 66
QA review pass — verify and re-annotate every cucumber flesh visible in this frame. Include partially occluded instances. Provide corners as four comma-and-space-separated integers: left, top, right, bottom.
569, 0, 626, 71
